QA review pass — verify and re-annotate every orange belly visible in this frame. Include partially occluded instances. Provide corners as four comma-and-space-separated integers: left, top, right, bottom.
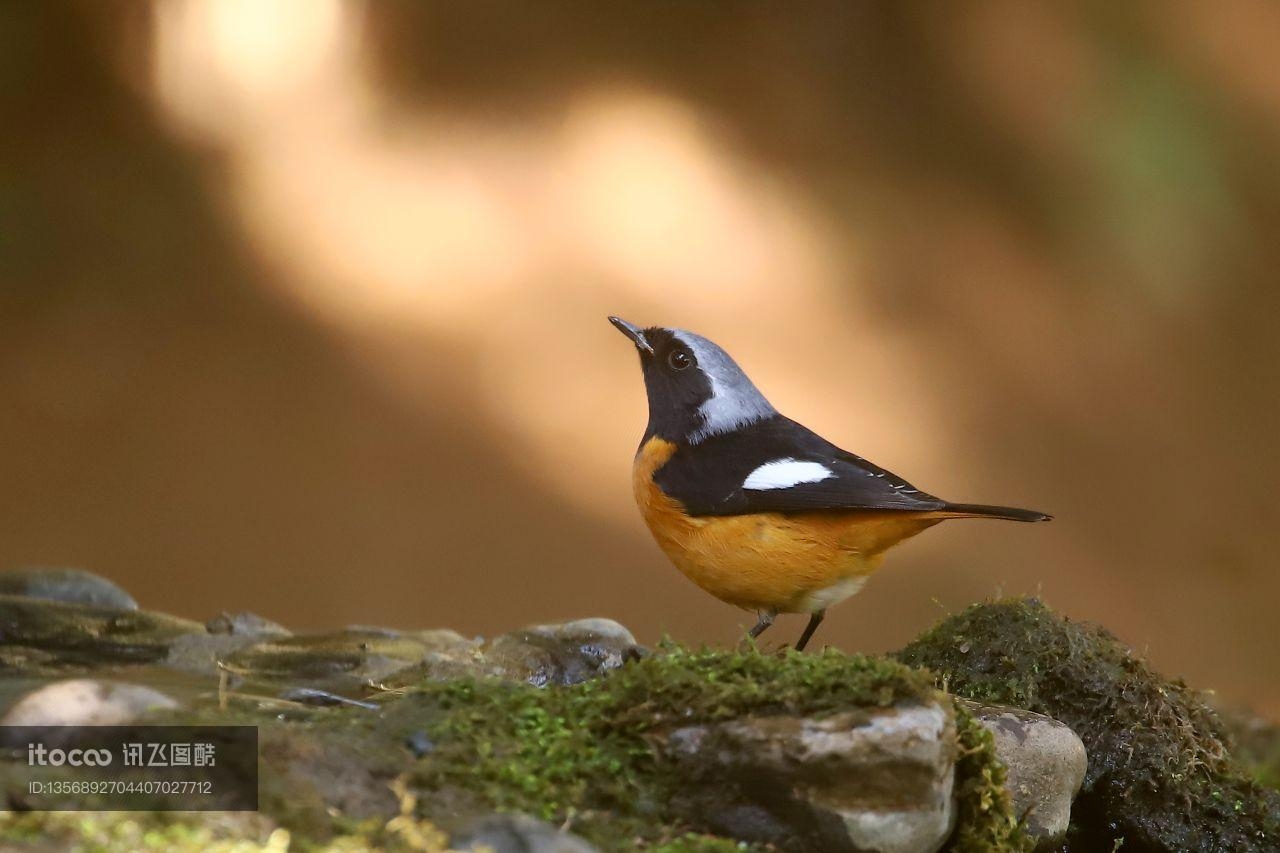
632, 437, 940, 613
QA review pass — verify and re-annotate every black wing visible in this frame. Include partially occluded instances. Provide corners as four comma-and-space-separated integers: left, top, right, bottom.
652, 415, 946, 516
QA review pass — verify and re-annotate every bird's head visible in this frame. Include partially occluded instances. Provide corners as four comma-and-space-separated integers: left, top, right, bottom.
609, 316, 776, 445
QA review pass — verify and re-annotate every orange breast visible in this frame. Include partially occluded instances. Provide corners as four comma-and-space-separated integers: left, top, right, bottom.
632, 437, 939, 613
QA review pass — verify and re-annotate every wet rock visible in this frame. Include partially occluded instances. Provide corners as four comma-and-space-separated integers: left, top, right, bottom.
662, 702, 957, 853
165, 613, 290, 676
484, 618, 643, 687
451, 814, 600, 853
0, 595, 204, 665
218, 629, 446, 694
0, 568, 137, 610
206, 611, 290, 637
1, 678, 178, 726
958, 698, 1086, 843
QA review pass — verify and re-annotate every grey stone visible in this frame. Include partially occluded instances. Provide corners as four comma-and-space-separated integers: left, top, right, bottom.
164, 632, 261, 676
0, 568, 137, 610
958, 698, 1087, 843
663, 702, 957, 853
1, 678, 178, 726
206, 611, 290, 637
451, 814, 600, 853
405, 729, 434, 757
483, 618, 643, 687
165, 612, 292, 676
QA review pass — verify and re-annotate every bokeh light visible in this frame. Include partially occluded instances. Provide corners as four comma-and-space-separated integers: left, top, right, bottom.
3, 1, 1278, 716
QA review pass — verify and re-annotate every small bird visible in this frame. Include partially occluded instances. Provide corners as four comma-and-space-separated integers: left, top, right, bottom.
610, 317, 1050, 651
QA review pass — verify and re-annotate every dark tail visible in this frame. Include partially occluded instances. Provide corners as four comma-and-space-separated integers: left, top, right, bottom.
937, 503, 1052, 522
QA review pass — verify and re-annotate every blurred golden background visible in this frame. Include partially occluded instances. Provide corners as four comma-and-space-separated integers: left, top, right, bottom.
2, 2, 1277, 714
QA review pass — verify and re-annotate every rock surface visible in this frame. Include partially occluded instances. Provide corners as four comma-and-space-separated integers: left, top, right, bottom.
898, 597, 1280, 852
663, 702, 957, 852
0, 575, 1107, 853
483, 618, 643, 686
451, 814, 600, 853
0, 568, 138, 610
379, 619, 642, 689
0, 594, 204, 666
958, 698, 1086, 843
217, 628, 453, 692
205, 611, 290, 637
165, 611, 293, 676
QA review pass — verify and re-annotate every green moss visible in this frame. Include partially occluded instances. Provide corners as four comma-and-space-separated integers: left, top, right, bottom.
896, 597, 1280, 851
0, 811, 287, 852
397, 642, 938, 849
0, 810, 467, 852
949, 702, 1033, 853
648, 833, 754, 852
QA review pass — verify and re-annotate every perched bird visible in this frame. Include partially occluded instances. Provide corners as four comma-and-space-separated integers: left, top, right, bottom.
610, 317, 1050, 651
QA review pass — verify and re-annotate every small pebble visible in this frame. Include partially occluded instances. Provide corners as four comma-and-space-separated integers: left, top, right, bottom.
405, 730, 435, 757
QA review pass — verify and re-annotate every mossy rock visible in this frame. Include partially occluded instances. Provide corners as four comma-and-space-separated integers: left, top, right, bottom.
217, 629, 463, 693
896, 597, 1280, 851
1, 643, 1026, 852
382, 643, 1025, 851
0, 594, 204, 667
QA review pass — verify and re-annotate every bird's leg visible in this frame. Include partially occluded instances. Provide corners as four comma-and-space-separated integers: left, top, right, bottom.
746, 610, 776, 640
795, 609, 826, 651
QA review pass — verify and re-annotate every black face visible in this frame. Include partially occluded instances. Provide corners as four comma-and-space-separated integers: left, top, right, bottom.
634, 328, 714, 443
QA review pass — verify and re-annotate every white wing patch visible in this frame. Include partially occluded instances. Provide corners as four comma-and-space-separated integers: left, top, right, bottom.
742, 458, 835, 491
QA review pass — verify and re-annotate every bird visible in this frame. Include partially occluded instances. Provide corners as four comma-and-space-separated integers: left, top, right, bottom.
609, 316, 1051, 651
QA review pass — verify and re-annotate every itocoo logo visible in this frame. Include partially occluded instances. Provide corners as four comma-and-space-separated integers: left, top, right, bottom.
28, 744, 113, 766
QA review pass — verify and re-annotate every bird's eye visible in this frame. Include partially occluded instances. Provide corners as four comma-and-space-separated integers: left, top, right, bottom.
668, 350, 692, 371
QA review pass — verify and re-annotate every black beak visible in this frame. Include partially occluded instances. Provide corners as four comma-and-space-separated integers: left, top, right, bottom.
608, 316, 654, 355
